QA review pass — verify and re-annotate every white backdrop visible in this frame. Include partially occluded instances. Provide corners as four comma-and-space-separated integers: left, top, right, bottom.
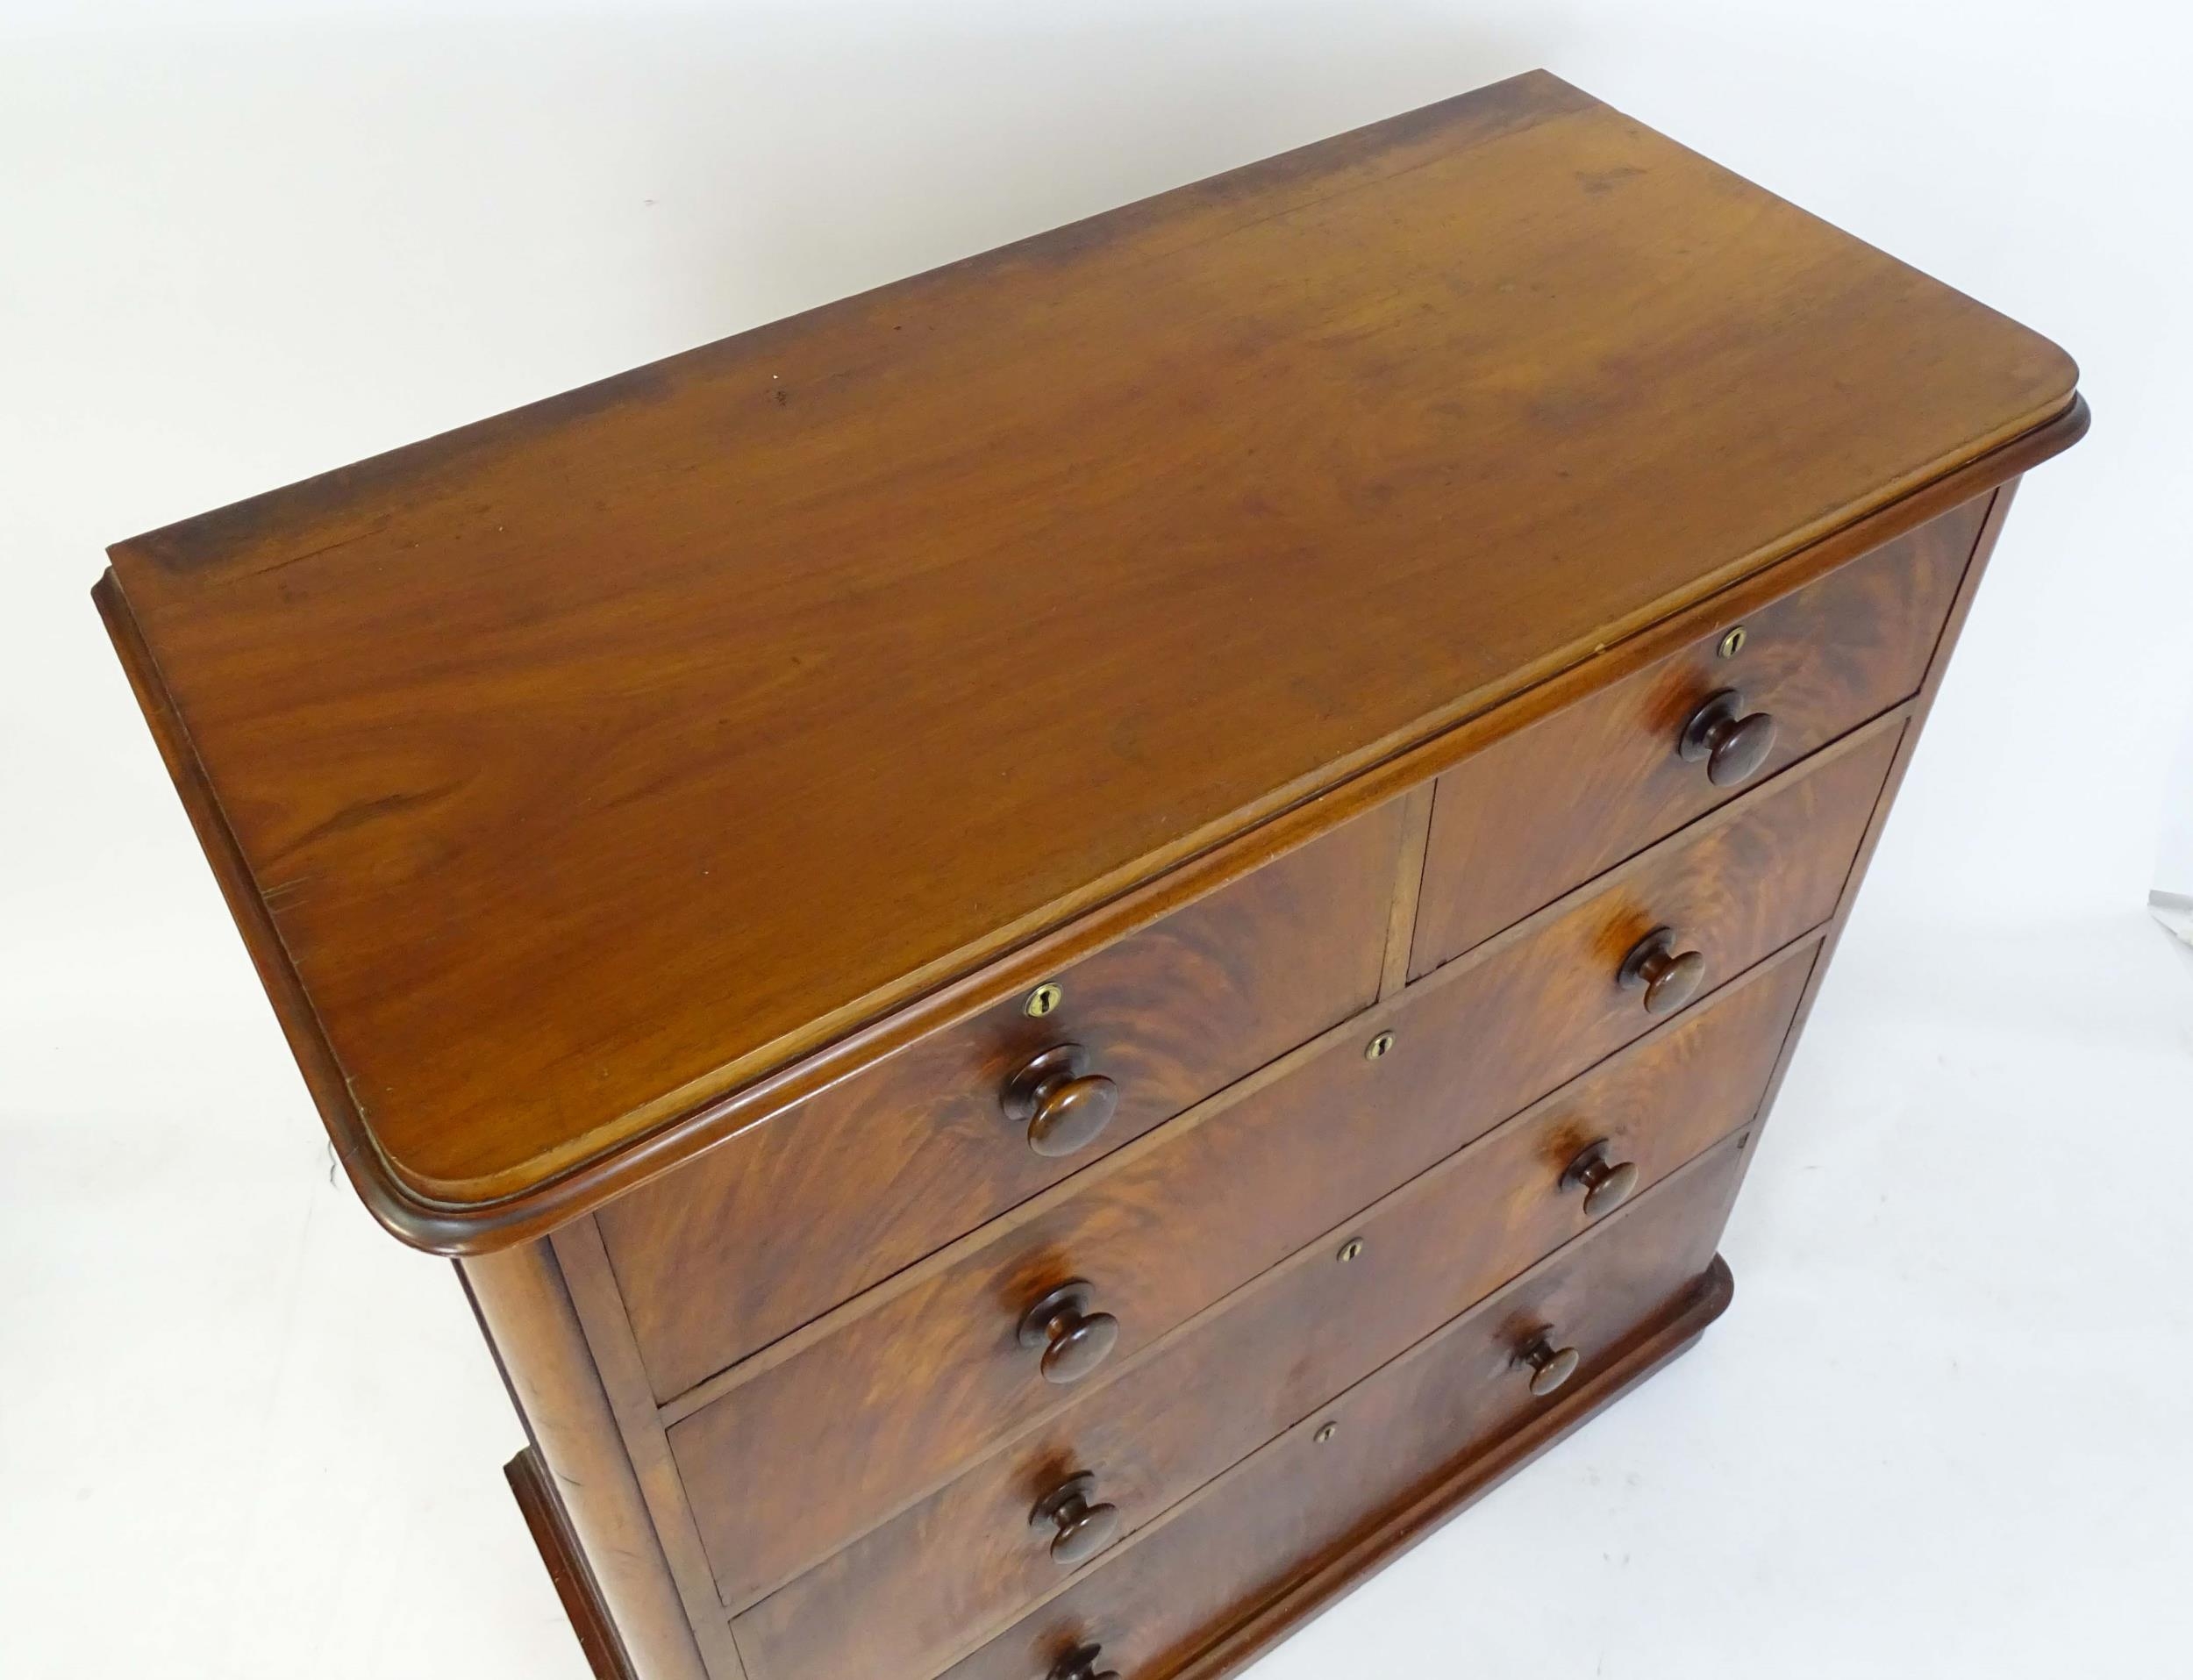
4, 4, 2189, 1676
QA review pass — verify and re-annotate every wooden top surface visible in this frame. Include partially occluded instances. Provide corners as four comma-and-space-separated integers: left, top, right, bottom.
103, 71, 2076, 1234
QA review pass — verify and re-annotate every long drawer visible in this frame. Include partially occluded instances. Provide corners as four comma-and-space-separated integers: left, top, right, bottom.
939, 1130, 1752, 1680
1410, 496, 1983, 976
729, 940, 1813, 1680
598, 800, 1404, 1401
667, 721, 1895, 1615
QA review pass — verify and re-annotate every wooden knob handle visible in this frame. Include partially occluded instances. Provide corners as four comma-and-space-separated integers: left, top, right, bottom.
1046, 1643, 1121, 1680
1561, 1140, 1640, 1215
1018, 1281, 1120, 1385
1002, 1044, 1120, 1158
1515, 1333, 1582, 1397
1030, 1470, 1120, 1567
1679, 688, 1777, 787
1618, 926, 1705, 1016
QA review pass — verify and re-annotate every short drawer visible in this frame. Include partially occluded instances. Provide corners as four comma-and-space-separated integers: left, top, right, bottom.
669, 723, 1891, 1617
1411, 495, 1984, 976
598, 799, 1404, 1401
938, 1130, 1751, 1680
729, 942, 1811, 1680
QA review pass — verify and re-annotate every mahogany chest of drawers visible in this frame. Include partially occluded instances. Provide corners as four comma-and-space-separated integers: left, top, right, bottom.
97, 70, 2083, 1680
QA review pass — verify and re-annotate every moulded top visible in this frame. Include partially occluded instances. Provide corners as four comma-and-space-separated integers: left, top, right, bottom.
100, 70, 2077, 1247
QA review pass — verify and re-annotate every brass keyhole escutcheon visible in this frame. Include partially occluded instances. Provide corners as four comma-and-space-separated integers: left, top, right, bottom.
1717, 624, 1747, 659
1337, 1238, 1365, 1264
1364, 1030, 1396, 1062
1025, 982, 1064, 1018
1315, 1421, 1339, 1445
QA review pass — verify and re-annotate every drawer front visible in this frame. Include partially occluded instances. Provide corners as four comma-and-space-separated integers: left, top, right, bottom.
1411, 496, 1983, 976
600, 800, 1404, 1401
670, 726, 1891, 1617
1368, 716, 1899, 1153
730, 943, 1811, 1680
940, 1131, 1751, 1680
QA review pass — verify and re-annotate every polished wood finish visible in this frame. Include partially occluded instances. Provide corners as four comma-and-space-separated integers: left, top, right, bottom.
459, 1245, 718, 1680
1004, 1046, 1120, 1160
1047, 1645, 1122, 1680
727, 946, 1810, 1680
90, 406, 2081, 1260
666, 731, 1881, 1614
1680, 688, 1779, 787
1619, 926, 1709, 1017
1031, 1473, 1122, 1569
1325, 717, 1897, 1193
545, 1220, 758, 1680
1018, 1283, 1124, 1386
1741, 479, 2034, 1202
596, 805, 1397, 1400
1562, 1140, 1641, 1216
1515, 1335, 1584, 1397
94, 68, 2085, 1680
1165, 1261, 1736, 1680
504, 1448, 639, 1680
96, 73, 2074, 1247
937, 1136, 1751, 1680
1411, 495, 1987, 973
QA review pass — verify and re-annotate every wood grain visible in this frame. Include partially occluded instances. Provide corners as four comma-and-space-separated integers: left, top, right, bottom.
458, 1244, 716, 1680
730, 940, 1811, 1680
90, 398, 2082, 1256
85, 62, 2092, 1680
504, 1449, 639, 1680
1744, 482, 2025, 1160
596, 802, 1397, 1401
1411, 495, 1986, 973
97, 70, 2078, 1237
1166, 1262, 1734, 1680
936, 1133, 1753, 1680
547, 1220, 756, 1680
666, 725, 1888, 1614
1377, 783, 1437, 999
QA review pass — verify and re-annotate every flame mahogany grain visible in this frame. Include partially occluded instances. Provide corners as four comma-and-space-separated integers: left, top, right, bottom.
1411, 497, 1986, 974
732, 942, 1813, 1680
937, 1136, 1754, 1680
665, 725, 1894, 1613
596, 803, 1400, 1402
96, 71, 2075, 1243
90, 66, 2085, 1680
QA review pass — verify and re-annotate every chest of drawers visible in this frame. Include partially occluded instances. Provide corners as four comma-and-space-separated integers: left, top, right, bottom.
96, 70, 2082, 1680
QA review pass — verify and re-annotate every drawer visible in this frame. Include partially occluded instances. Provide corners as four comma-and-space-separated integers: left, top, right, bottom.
939, 1129, 1751, 1680
668, 723, 1890, 1617
598, 800, 1404, 1401
1411, 495, 1984, 976
728, 941, 1812, 1680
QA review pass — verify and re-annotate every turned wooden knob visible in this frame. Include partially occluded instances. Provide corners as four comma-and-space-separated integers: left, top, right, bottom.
1018, 1281, 1119, 1384
1030, 1470, 1120, 1567
1679, 688, 1777, 787
1515, 1333, 1582, 1398
1618, 926, 1705, 1016
1002, 1044, 1119, 1158
1561, 1140, 1640, 1215
1047, 1643, 1121, 1680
